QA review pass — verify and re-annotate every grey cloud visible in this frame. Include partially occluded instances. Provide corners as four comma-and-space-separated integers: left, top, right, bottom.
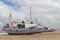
0, 0, 60, 30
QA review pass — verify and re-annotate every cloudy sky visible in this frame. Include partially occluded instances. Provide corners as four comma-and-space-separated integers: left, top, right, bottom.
0, 0, 60, 30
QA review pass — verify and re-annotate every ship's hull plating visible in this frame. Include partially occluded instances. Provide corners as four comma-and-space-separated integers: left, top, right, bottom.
8, 33, 35, 35
4, 26, 42, 35
4, 27, 54, 35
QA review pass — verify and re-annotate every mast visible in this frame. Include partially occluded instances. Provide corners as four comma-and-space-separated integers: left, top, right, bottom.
30, 0, 33, 24
30, 4, 32, 21
8, 8, 12, 22
9, 14, 12, 22
48, 19, 50, 28
8, 8, 13, 27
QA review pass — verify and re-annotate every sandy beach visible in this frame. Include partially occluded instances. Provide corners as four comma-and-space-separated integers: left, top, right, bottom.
0, 31, 60, 40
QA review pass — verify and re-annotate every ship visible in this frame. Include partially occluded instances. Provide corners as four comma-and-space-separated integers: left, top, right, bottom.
2, 4, 43, 35
3, 14, 55, 35
2, 1, 55, 35
2, 11, 55, 35
3, 14, 43, 35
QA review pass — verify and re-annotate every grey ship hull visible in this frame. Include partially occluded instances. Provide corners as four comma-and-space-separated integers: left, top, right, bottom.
4, 26, 55, 35
4, 27, 42, 35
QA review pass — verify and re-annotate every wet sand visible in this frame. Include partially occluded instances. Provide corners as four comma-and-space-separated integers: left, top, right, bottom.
0, 31, 60, 40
